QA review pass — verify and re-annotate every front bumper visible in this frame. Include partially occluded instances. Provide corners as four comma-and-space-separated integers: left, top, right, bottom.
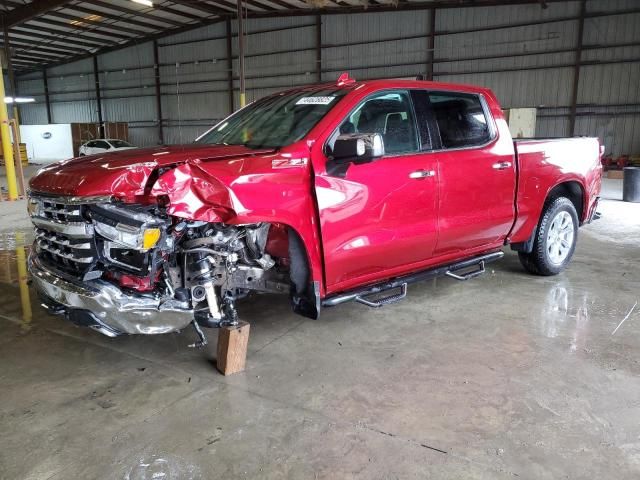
29, 253, 194, 336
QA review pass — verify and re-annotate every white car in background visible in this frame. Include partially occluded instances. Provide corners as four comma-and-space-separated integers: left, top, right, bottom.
79, 139, 136, 156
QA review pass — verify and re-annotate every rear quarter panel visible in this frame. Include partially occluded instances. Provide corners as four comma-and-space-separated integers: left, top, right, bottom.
510, 137, 602, 243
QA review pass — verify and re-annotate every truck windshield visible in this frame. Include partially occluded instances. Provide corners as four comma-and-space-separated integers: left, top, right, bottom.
197, 88, 348, 149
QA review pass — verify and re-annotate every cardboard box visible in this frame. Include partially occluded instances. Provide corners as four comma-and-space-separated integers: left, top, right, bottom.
503, 108, 537, 138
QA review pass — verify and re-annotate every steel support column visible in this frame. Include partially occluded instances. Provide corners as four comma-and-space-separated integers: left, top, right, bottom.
316, 15, 322, 82
3, 29, 19, 123
153, 40, 164, 144
569, 0, 586, 137
226, 18, 234, 113
0, 61, 18, 200
236, 0, 246, 108
43, 68, 52, 123
427, 8, 436, 80
92, 55, 104, 137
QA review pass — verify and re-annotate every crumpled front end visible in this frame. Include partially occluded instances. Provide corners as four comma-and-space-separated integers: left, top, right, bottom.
27, 192, 293, 337
26, 143, 320, 338
27, 195, 195, 335
29, 253, 194, 335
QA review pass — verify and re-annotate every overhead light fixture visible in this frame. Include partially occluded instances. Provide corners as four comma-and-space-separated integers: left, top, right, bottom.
131, 0, 154, 6
5, 97, 35, 104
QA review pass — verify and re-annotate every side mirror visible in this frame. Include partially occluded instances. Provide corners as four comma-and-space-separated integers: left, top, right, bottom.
332, 133, 385, 162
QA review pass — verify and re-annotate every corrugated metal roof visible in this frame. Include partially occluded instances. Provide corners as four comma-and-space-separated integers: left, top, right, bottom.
11, 0, 640, 156
3, 0, 580, 74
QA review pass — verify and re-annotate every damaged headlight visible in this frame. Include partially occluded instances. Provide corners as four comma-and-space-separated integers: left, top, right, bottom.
91, 204, 164, 251
94, 222, 161, 250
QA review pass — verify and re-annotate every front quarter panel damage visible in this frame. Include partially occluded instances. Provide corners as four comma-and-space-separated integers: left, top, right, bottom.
151, 163, 235, 222
151, 151, 326, 296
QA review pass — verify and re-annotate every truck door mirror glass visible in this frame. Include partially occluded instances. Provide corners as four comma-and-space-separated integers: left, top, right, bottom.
332, 133, 385, 161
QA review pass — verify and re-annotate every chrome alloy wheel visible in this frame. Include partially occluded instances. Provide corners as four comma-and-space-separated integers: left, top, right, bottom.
546, 210, 575, 265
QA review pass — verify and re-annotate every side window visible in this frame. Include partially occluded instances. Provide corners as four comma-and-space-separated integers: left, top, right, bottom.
85, 141, 96, 148
429, 92, 492, 149
94, 141, 110, 149
338, 91, 419, 155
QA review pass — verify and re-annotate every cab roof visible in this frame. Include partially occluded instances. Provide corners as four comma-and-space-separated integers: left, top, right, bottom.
276, 76, 493, 97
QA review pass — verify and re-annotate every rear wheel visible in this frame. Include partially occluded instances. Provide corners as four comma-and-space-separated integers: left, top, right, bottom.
518, 197, 578, 276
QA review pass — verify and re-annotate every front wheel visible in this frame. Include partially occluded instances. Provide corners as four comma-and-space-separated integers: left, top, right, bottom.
518, 197, 579, 276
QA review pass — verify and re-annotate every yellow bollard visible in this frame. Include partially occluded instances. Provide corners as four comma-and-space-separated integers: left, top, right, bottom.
239, 92, 246, 108
0, 63, 18, 200
10, 120, 26, 196
15, 232, 32, 331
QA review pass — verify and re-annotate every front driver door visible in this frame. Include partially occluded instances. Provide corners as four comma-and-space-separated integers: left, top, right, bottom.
314, 90, 440, 293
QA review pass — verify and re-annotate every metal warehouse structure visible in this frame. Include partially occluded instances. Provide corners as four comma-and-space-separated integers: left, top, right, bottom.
7, 0, 640, 155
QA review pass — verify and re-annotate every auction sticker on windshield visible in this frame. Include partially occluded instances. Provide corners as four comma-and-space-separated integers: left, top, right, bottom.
296, 96, 336, 105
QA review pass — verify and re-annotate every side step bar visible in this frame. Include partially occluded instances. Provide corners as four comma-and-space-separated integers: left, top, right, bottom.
356, 283, 407, 308
445, 260, 486, 281
322, 251, 504, 308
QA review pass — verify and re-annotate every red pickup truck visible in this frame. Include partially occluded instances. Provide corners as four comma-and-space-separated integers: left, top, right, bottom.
27, 77, 602, 343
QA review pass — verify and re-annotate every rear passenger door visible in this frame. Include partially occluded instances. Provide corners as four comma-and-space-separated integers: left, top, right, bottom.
426, 91, 516, 255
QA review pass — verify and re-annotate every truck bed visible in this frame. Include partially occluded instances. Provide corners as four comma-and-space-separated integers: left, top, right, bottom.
509, 136, 603, 244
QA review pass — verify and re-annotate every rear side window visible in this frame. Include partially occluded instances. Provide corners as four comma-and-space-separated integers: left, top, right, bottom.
429, 92, 492, 149
94, 141, 110, 149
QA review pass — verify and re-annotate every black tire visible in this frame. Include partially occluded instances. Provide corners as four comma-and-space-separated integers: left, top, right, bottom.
518, 197, 579, 276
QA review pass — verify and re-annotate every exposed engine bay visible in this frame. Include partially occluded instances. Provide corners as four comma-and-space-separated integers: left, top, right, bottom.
29, 195, 313, 342
168, 221, 290, 326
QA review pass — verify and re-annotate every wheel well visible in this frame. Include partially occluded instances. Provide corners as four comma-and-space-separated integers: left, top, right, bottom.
284, 226, 320, 320
546, 181, 584, 221
287, 227, 310, 296
511, 180, 584, 254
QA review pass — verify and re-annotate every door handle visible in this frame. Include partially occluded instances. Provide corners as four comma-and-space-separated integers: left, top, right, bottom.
409, 169, 436, 179
492, 161, 512, 170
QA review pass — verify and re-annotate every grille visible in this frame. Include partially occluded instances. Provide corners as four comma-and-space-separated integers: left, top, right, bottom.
39, 199, 84, 223
31, 197, 97, 278
35, 228, 96, 275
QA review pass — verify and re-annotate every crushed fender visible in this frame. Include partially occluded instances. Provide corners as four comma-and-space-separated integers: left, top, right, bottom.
151, 163, 237, 222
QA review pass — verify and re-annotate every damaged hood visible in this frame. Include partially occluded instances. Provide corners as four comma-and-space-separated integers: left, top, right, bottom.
28, 144, 276, 200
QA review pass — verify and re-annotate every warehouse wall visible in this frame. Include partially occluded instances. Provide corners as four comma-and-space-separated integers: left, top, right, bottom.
16, 0, 640, 156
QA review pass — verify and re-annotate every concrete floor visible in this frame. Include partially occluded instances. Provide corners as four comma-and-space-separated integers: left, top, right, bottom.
0, 164, 42, 232
1, 179, 639, 479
